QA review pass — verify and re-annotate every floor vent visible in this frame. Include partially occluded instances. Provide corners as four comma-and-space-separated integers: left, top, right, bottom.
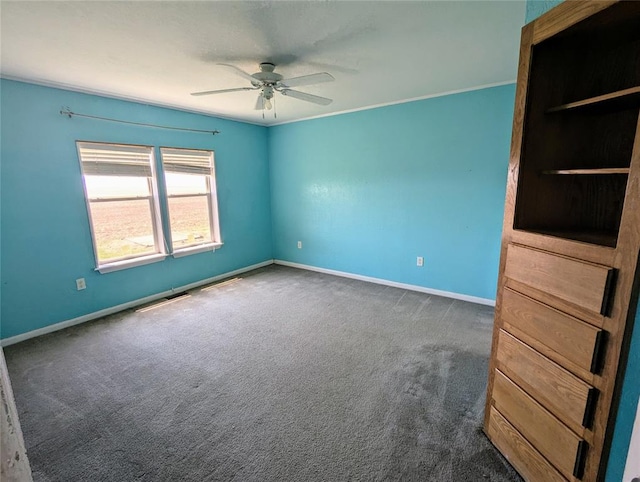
201, 277, 242, 292
135, 293, 191, 313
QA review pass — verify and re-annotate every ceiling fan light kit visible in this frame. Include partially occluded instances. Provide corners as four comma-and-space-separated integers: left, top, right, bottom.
191, 62, 334, 115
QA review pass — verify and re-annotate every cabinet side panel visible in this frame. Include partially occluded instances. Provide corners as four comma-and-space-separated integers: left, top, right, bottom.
484, 22, 535, 433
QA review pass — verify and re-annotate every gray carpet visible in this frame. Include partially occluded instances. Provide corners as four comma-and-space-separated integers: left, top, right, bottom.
5, 265, 522, 482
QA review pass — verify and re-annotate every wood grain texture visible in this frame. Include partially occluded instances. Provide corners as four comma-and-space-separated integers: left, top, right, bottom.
496, 329, 594, 435
504, 244, 614, 314
483, 21, 535, 434
505, 278, 606, 329
546, 86, 640, 113
521, 230, 617, 248
532, 1, 618, 44
509, 230, 615, 267
502, 323, 596, 389
487, 406, 567, 482
492, 370, 584, 480
501, 288, 603, 373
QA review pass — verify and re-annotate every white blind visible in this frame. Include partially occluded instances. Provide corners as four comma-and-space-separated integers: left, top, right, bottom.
77, 142, 153, 177
161, 148, 213, 175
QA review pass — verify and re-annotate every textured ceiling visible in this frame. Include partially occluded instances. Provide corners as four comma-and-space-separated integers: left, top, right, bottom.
0, 1, 525, 126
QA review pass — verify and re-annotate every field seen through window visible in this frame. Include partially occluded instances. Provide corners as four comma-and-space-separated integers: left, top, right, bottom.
89, 197, 211, 262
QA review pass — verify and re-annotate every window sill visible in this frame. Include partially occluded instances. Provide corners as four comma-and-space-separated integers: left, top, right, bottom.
172, 242, 223, 258
96, 253, 167, 274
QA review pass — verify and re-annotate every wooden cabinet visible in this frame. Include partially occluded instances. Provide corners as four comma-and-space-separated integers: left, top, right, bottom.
484, 2, 640, 481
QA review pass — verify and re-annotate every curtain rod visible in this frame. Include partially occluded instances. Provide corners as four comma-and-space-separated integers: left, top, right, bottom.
60, 108, 220, 135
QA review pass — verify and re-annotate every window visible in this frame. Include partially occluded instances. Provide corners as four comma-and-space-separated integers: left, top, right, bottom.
160, 148, 221, 256
77, 142, 166, 272
77, 143, 221, 272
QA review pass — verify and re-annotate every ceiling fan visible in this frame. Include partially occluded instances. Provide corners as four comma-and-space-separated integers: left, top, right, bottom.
191, 62, 334, 111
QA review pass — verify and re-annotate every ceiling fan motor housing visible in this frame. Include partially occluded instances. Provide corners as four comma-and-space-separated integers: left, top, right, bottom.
252, 62, 283, 84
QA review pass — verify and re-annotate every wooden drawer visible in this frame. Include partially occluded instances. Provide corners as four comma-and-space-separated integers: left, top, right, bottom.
501, 287, 604, 375
492, 370, 587, 479
487, 406, 567, 482
504, 244, 615, 315
496, 330, 596, 434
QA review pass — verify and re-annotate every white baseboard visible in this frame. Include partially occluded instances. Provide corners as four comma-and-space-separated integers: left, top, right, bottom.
0, 260, 274, 347
274, 260, 496, 307
2, 258, 494, 347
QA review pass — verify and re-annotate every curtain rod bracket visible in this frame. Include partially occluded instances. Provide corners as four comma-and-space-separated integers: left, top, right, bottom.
60, 107, 220, 135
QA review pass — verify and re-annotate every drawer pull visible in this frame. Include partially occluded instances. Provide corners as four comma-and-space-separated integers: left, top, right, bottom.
582, 388, 598, 429
574, 440, 588, 479
590, 330, 607, 374
601, 268, 617, 316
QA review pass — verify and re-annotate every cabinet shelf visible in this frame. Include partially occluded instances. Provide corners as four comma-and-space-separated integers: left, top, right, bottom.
542, 168, 630, 175
546, 86, 640, 114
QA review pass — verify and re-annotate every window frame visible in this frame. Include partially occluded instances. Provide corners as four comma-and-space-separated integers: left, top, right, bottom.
77, 141, 167, 273
160, 147, 222, 257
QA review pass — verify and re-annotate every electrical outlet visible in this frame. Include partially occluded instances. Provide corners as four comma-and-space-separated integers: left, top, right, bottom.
76, 278, 86, 290
417, 256, 424, 267
297, 241, 302, 249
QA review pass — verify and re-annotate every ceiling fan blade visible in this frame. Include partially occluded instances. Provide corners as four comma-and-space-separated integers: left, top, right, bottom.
217, 63, 258, 84
191, 87, 257, 97
255, 94, 265, 110
278, 72, 335, 88
280, 89, 333, 106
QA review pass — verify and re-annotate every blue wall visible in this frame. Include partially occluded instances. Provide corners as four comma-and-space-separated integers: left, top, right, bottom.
0, 79, 272, 339
1, 8, 637, 476
524, 2, 638, 480
269, 85, 515, 301
525, 0, 563, 23
608, 309, 640, 482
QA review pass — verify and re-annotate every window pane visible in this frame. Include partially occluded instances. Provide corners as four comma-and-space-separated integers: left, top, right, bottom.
88, 199, 157, 262
165, 173, 208, 196
85, 175, 150, 199
168, 196, 212, 249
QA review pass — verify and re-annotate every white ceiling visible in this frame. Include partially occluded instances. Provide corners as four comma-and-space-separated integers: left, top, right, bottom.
0, 1, 525, 126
